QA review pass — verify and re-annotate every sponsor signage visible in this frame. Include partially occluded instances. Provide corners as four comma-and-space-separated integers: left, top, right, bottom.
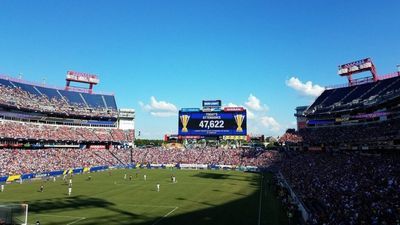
202, 100, 222, 108
224, 107, 245, 112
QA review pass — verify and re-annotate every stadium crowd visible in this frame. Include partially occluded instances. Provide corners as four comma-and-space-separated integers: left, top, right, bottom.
280, 152, 400, 225
0, 120, 134, 143
130, 147, 279, 167
0, 84, 117, 118
299, 118, 400, 145
0, 147, 279, 177
0, 148, 119, 176
279, 130, 303, 144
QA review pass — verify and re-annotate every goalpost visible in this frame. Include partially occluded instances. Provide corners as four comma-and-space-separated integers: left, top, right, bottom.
0, 204, 28, 225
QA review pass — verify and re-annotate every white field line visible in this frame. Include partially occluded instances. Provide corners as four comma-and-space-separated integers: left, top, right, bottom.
32, 204, 179, 225
67, 217, 87, 225
33, 214, 86, 225
258, 174, 263, 225
151, 207, 179, 225
119, 203, 179, 208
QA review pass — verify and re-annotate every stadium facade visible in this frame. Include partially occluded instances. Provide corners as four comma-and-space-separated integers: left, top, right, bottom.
296, 58, 400, 150
0, 72, 135, 148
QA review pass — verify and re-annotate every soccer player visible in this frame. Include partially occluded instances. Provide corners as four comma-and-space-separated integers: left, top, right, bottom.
124, 174, 127, 180
1, 184, 4, 192
88, 175, 92, 181
144, 174, 147, 181
53, 177, 56, 182
173, 176, 177, 183
40, 185, 44, 192
68, 187, 72, 196
129, 175, 133, 181
69, 179, 72, 187
156, 183, 160, 192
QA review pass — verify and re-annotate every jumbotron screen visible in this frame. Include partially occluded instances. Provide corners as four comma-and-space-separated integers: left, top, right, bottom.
178, 111, 247, 136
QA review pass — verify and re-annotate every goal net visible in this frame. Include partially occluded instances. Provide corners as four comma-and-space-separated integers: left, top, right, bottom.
0, 204, 28, 225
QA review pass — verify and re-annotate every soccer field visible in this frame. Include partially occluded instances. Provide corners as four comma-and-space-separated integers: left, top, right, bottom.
0, 169, 289, 225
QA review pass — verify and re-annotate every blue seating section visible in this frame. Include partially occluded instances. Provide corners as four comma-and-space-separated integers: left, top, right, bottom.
0, 79, 13, 87
0, 77, 117, 110
309, 76, 400, 114
81, 93, 105, 109
12, 82, 40, 95
35, 86, 63, 100
104, 95, 118, 109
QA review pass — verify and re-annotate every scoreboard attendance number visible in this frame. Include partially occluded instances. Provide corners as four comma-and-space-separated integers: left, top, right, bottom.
198, 120, 224, 129
179, 110, 247, 136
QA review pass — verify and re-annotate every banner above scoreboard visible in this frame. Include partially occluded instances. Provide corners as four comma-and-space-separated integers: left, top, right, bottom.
202, 100, 222, 108
178, 111, 247, 136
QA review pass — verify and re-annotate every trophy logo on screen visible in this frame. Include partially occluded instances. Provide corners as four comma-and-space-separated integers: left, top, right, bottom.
234, 114, 245, 132
180, 115, 190, 133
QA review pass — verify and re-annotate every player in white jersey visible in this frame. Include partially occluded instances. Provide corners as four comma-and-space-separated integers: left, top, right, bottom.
1, 184, 4, 192
69, 179, 72, 187
144, 174, 147, 181
124, 174, 127, 180
68, 187, 72, 196
156, 183, 160, 192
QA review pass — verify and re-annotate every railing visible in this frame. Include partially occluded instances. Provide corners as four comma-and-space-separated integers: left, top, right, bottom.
278, 171, 310, 222
0, 74, 114, 96
325, 71, 400, 90
378, 71, 400, 80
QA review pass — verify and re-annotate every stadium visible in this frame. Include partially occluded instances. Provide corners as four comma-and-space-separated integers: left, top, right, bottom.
0, 72, 285, 225
1, 2, 400, 225
0, 59, 399, 225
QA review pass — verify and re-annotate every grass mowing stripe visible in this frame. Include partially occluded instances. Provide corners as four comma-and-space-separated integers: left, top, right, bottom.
0, 169, 287, 225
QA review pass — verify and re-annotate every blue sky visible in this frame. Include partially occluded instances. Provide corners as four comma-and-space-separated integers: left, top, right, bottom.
0, 0, 399, 138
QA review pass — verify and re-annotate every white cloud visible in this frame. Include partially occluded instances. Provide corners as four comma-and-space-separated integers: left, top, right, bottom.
226, 96, 281, 135
150, 112, 177, 117
226, 103, 239, 107
246, 110, 256, 120
286, 77, 325, 97
261, 116, 281, 132
226, 102, 255, 120
245, 94, 268, 111
139, 96, 178, 118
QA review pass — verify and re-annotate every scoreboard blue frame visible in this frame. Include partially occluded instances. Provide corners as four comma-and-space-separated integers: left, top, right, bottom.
178, 111, 247, 136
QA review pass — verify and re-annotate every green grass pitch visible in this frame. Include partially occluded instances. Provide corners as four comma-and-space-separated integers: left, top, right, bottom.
0, 169, 289, 225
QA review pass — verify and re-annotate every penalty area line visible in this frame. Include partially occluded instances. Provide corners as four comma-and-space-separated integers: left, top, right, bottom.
33, 214, 86, 225
152, 207, 179, 225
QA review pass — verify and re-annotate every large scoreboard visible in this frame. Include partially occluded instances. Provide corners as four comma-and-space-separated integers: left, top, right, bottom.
178, 109, 247, 136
